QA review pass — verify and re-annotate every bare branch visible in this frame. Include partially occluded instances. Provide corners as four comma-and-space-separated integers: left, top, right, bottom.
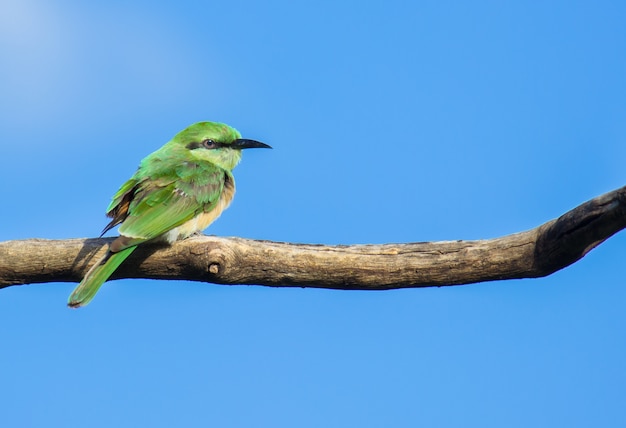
1, 185, 625, 290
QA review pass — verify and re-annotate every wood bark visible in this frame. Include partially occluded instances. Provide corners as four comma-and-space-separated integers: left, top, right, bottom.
1, 185, 625, 290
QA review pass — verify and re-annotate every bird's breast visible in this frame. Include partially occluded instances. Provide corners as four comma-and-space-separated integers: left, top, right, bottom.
164, 174, 236, 243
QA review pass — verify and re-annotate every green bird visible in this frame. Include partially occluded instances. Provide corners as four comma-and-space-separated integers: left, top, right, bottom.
68, 121, 271, 308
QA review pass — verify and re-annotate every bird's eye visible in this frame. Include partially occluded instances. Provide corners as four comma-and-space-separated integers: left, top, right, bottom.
202, 139, 217, 149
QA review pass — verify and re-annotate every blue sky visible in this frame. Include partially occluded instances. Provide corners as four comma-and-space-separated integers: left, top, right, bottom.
1, 0, 625, 426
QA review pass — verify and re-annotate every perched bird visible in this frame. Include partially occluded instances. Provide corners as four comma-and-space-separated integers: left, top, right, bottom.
68, 121, 271, 308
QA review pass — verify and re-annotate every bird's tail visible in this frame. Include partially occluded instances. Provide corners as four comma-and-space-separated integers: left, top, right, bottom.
67, 246, 137, 308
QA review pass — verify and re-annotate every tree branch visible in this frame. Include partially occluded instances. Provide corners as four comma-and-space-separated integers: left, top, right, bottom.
1, 185, 625, 290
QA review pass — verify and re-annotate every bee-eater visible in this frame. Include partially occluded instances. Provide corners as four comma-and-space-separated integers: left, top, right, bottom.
68, 121, 271, 308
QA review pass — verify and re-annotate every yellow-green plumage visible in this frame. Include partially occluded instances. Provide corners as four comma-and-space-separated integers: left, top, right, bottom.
67, 247, 136, 307
68, 121, 270, 308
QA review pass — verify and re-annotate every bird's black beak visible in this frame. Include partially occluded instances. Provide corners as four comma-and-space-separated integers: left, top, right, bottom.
231, 139, 272, 150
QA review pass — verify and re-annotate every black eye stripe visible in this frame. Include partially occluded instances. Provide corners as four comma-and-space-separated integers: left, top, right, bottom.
186, 140, 225, 150
186, 142, 202, 150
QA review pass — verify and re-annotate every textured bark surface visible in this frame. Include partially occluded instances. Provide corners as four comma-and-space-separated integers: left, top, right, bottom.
1, 185, 625, 290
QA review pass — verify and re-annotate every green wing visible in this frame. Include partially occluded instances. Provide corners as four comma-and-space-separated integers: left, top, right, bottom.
106, 162, 227, 249
69, 161, 227, 308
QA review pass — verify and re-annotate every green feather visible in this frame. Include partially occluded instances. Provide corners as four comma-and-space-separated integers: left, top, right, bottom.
68, 246, 136, 308
67, 121, 270, 308
118, 170, 223, 241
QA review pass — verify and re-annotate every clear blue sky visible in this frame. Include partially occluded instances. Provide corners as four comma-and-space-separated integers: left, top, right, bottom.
1, 1, 625, 426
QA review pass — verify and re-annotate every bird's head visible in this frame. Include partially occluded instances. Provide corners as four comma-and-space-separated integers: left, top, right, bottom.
173, 121, 271, 170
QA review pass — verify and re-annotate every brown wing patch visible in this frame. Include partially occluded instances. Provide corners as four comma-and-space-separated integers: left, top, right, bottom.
100, 184, 140, 236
